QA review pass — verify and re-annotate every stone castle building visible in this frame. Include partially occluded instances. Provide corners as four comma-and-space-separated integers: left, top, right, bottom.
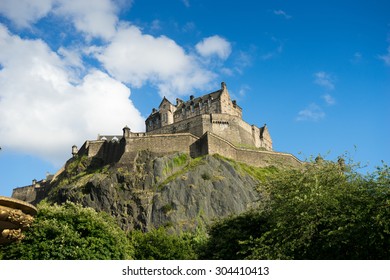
69, 82, 299, 168
12, 82, 301, 203
145, 82, 272, 151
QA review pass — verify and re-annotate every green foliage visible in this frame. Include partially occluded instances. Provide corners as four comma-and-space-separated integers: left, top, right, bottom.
249, 159, 390, 259
213, 154, 278, 182
162, 153, 189, 176
204, 158, 390, 259
199, 210, 270, 259
129, 227, 201, 260
0, 202, 133, 260
159, 155, 205, 188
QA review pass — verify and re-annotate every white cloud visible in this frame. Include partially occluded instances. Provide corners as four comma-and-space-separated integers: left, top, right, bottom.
0, 25, 143, 165
0, 0, 119, 40
53, 0, 119, 40
296, 103, 325, 121
314, 71, 335, 90
92, 24, 216, 99
0, 0, 53, 28
322, 94, 336, 105
273, 10, 292, 20
379, 46, 390, 66
195, 35, 232, 60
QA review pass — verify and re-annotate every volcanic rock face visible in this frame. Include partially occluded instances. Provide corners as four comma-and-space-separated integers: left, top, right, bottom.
39, 152, 263, 232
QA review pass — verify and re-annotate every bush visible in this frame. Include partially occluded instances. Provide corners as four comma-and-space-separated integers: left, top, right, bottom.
129, 227, 200, 260
0, 201, 133, 260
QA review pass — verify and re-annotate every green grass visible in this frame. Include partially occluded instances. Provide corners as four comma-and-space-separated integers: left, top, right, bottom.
162, 153, 190, 177
158, 156, 206, 189
212, 154, 278, 182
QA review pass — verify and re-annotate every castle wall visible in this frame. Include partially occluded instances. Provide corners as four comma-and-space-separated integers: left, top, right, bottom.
77, 140, 124, 164
12, 186, 37, 204
205, 132, 301, 168
124, 133, 199, 157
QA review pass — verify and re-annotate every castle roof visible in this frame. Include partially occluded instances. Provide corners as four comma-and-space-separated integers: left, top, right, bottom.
177, 89, 222, 109
158, 96, 173, 108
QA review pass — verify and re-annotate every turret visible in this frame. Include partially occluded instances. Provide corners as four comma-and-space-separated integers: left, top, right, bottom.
123, 126, 131, 138
71, 145, 78, 157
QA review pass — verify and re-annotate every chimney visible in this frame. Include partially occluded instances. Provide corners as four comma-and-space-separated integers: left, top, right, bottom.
190, 95, 194, 100
221, 82, 226, 90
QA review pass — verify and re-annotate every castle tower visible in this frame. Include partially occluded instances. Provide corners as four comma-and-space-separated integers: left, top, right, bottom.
159, 97, 176, 127
218, 82, 242, 118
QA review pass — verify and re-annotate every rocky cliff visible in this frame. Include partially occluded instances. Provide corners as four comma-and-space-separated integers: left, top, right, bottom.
13, 152, 274, 232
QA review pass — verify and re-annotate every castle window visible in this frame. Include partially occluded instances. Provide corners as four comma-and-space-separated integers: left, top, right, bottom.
191, 104, 194, 112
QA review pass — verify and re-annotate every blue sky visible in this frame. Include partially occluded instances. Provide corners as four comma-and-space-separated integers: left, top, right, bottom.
0, 0, 389, 197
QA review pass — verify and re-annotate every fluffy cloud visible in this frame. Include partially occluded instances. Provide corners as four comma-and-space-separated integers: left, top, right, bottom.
53, 0, 119, 40
0, 0, 53, 28
296, 103, 325, 121
0, 0, 119, 39
195, 35, 232, 60
0, 0, 231, 164
0, 25, 143, 164
93, 24, 216, 99
314, 71, 335, 90
322, 94, 336, 105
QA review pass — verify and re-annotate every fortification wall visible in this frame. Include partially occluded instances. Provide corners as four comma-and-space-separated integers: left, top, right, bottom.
205, 132, 301, 168
124, 133, 199, 157
77, 139, 124, 164
12, 186, 37, 204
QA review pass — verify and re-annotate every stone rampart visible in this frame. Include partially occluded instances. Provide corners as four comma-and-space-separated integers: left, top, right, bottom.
204, 132, 301, 168
124, 133, 199, 157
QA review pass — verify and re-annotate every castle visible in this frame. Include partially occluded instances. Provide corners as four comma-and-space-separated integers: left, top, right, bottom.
71, 82, 299, 168
12, 82, 301, 203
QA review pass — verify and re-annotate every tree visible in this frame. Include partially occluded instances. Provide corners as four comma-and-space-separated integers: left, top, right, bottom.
204, 158, 390, 259
129, 227, 200, 260
247, 159, 390, 259
199, 210, 270, 260
0, 201, 133, 260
